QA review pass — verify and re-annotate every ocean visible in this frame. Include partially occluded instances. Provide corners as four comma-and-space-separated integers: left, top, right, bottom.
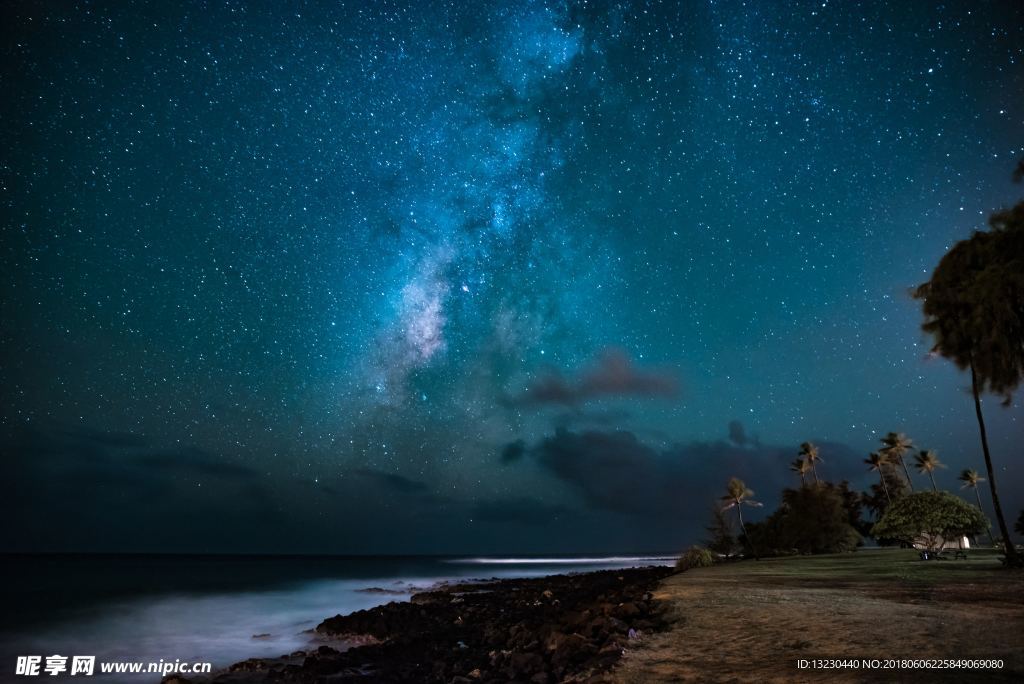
1, 554, 674, 681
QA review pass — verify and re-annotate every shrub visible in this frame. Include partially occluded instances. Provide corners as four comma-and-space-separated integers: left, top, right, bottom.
676, 546, 715, 571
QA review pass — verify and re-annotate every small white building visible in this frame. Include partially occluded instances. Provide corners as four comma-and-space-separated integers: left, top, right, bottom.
912, 534, 971, 551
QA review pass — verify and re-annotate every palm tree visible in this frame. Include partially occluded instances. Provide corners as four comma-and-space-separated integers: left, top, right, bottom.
789, 457, 811, 486
914, 171, 1024, 563
798, 442, 822, 484
721, 477, 762, 556
879, 432, 916, 491
864, 452, 892, 505
913, 450, 945, 491
958, 468, 987, 512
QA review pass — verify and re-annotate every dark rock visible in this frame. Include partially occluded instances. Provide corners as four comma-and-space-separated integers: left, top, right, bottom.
214, 566, 674, 683
616, 602, 640, 617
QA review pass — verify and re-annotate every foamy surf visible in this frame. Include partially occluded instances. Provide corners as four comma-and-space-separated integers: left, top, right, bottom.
447, 556, 676, 565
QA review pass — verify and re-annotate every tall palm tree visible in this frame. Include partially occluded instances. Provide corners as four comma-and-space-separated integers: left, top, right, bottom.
721, 477, 762, 556
864, 452, 892, 505
798, 442, 822, 484
913, 450, 945, 491
879, 432, 916, 491
958, 468, 987, 512
789, 457, 811, 486
914, 174, 1024, 564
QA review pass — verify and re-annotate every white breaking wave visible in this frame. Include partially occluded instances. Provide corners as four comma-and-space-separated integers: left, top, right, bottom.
446, 556, 676, 565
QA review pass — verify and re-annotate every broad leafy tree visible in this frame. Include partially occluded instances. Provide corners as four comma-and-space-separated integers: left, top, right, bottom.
748, 484, 862, 555
871, 491, 988, 553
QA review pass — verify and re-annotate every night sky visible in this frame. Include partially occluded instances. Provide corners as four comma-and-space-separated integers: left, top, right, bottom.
2, 0, 1022, 554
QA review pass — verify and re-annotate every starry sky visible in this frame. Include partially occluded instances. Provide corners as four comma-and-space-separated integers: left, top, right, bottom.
2, 0, 1022, 554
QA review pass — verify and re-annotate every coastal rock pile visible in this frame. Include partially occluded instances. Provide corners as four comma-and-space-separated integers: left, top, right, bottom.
201, 565, 674, 683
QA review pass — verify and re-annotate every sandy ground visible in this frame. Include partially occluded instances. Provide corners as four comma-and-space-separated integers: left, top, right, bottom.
611, 550, 1024, 683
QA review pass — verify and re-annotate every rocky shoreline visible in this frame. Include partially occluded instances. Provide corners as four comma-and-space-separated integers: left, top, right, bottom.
179, 565, 675, 683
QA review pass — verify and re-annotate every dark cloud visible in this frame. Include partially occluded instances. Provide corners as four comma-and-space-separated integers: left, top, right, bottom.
470, 497, 570, 525
728, 420, 750, 446
4, 424, 258, 481
552, 408, 634, 429
134, 447, 259, 479
500, 439, 527, 464
1, 423, 277, 552
351, 468, 432, 495
506, 427, 865, 522
53, 426, 150, 450
511, 348, 679, 407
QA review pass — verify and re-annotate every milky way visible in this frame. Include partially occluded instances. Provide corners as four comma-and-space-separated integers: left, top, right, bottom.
2, 0, 1022, 553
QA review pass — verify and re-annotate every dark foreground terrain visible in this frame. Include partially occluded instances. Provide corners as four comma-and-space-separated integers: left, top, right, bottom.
177, 565, 674, 683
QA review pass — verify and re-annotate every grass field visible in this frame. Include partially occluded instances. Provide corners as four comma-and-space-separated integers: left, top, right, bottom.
611, 548, 1024, 683
701, 547, 1008, 582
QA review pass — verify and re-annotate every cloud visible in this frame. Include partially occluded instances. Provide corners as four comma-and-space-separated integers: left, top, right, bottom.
512, 348, 680, 407
471, 497, 570, 525
4, 424, 258, 481
54, 426, 150, 450
728, 420, 752, 446
500, 439, 527, 464
503, 426, 864, 521
135, 446, 259, 479
1, 423, 276, 552
351, 468, 432, 495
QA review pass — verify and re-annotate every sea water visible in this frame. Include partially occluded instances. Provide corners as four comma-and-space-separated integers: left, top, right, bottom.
1, 554, 673, 681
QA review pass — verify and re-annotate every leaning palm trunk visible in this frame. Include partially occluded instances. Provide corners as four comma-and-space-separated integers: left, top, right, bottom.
928, 471, 937, 492
970, 358, 1018, 563
734, 505, 758, 560
973, 487, 991, 543
879, 472, 891, 505
897, 456, 914, 491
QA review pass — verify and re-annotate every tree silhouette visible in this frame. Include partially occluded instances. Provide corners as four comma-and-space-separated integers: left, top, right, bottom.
879, 432, 916, 491
863, 465, 910, 522
704, 505, 737, 559
957, 468, 987, 513
790, 457, 811, 486
721, 477, 762, 558
865, 452, 892, 505
872, 491, 988, 553
913, 164, 1024, 564
913, 450, 945, 492
798, 442, 822, 485
959, 468, 990, 544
